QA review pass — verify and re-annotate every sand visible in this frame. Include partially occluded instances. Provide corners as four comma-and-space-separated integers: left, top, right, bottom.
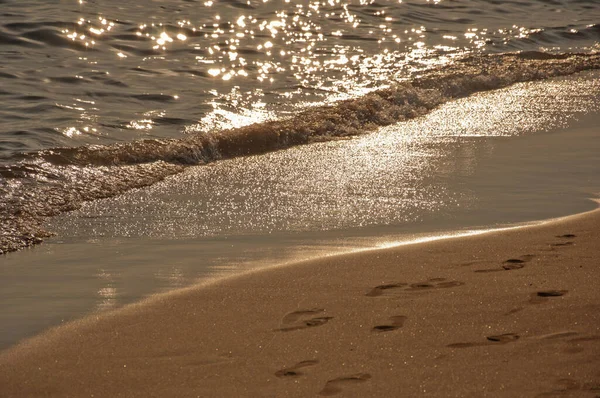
1, 207, 599, 397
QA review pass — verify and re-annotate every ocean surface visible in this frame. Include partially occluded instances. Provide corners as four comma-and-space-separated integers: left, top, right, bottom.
1, 0, 600, 348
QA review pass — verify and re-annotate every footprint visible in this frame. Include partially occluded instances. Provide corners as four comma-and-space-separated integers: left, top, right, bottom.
319, 373, 372, 396
486, 333, 520, 343
550, 241, 574, 247
277, 309, 333, 332
431, 280, 464, 289
447, 333, 520, 348
275, 359, 319, 378
537, 290, 568, 297
506, 290, 569, 313
503, 254, 535, 269
549, 234, 576, 248
502, 259, 527, 270
475, 254, 535, 273
366, 283, 408, 297
282, 309, 324, 324
408, 282, 436, 289
366, 278, 463, 297
529, 290, 568, 305
450, 330, 597, 352
372, 315, 407, 333
407, 279, 465, 290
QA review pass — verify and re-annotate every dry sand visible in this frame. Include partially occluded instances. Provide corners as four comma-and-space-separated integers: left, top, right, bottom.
1, 207, 599, 397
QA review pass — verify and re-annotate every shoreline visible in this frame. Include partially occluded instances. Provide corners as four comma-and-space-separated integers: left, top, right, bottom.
1, 204, 599, 397
3, 70, 600, 351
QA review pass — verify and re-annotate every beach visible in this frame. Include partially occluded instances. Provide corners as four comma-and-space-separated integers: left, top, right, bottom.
1, 1, 600, 396
1, 204, 599, 397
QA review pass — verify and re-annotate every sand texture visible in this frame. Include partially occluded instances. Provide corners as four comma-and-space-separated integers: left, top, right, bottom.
1, 209, 600, 397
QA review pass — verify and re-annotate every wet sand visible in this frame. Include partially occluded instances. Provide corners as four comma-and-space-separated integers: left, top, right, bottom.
1, 205, 599, 397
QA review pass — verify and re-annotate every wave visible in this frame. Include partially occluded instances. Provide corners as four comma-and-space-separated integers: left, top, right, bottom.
1, 51, 600, 254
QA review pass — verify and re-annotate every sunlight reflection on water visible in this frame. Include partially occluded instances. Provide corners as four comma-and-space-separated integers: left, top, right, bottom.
2, 0, 597, 154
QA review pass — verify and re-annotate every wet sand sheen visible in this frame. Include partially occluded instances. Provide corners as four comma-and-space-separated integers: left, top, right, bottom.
1, 205, 599, 397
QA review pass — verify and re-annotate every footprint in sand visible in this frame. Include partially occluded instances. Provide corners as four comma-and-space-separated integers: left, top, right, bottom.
505, 289, 568, 314
450, 329, 599, 358
447, 332, 520, 348
528, 289, 569, 305
475, 254, 535, 273
408, 278, 465, 291
548, 234, 577, 248
537, 290, 568, 297
365, 283, 408, 297
550, 241, 574, 247
276, 309, 333, 332
366, 278, 464, 297
319, 373, 372, 396
275, 359, 319, 378
372, 315, 407, 333
449, 329, 600, 352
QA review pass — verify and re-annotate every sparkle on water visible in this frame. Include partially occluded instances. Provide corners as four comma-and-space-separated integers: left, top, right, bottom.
43, 0, 599, 142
